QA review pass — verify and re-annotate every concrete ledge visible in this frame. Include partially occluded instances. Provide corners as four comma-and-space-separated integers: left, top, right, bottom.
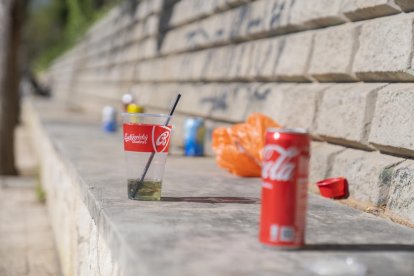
24, 97, 414, 275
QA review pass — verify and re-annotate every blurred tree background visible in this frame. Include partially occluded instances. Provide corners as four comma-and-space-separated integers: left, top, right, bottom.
0, 0, 121, 175
24, 0, 120, 72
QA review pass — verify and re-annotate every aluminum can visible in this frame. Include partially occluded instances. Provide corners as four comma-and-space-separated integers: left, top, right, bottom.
259, 128, 310, 249
184, 117, 205, 156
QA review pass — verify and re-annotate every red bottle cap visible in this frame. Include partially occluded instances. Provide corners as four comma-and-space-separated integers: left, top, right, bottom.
316, 177, 349, 199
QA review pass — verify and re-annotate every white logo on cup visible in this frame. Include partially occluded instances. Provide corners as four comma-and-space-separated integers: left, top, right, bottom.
124, 133, 148, 144
152, 126, 171, 152
262, 145, 299, 181
156, 131, 170, 146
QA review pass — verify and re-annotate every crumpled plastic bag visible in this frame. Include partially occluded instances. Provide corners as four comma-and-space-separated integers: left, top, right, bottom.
212, 113, 281, 177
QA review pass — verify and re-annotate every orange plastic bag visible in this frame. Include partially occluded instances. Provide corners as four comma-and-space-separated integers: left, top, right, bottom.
212, 113, 281, 177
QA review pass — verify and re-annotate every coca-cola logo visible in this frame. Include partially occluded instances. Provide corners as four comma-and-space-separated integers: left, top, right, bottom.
262, 145, 299, 181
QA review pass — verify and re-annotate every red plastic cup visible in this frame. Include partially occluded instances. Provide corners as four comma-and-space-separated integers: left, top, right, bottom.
316, 177, 348, 199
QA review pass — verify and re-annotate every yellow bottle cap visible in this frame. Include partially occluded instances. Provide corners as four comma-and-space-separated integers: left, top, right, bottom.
127, 103, 143, 113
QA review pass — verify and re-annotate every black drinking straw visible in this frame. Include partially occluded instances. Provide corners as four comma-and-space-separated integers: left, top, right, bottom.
131, 94, 181, 198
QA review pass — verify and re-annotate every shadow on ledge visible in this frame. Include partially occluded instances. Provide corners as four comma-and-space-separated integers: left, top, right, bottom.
161, 196, 259, 204
303, 244, 414, 252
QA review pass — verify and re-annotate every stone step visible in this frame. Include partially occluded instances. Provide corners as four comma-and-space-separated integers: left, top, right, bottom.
0, 177, 62, 276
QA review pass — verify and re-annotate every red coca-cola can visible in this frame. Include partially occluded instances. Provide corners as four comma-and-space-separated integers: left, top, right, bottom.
259, 128, 310, 249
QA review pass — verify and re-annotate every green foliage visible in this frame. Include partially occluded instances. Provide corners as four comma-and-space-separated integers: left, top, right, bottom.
24, 0, 120, 72
35, 175, 46, 203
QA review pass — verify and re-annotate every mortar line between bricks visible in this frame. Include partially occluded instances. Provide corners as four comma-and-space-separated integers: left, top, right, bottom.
286, 0, 295, 26
409, 18, 414, 69
325, 147, 347, 178
311, 85, 332, 131
303, 32, 315, 80
347, 24, 362, 77
69, 79, 399, 85
76, 79, 401, 85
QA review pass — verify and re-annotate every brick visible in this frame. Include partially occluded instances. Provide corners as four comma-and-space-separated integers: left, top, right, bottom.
309, 142, 346, 192
277, 84, 331, 130
211, 10, 233, 44
148, 0, 164, 15
142, 15, 159, 37
248, 37, 282, 79
308, 24, 359, 82
369, 84, 414, 157
206, 46, 235, 80
227, 5, 251, 40
133, 83, 177, 111
264, 0, 297, 34
274, 32, 313, 81
330, 149, 403, 206
166, 4, 241, 53
215, 83, 257, 121
353, 15, 414, 81
176, 84, 221, 118
169, 0, 217, 27
243, 0, 268, 37
189, 51, 208, 81
394, 0, 414, 11
289, 0, 347, 28
259, 83, 290, 121
132, 83, 268, 123
387, 160, 414, 222
228, 41, 254, 79
315, 83, 386, 148
341, 0, 401, 21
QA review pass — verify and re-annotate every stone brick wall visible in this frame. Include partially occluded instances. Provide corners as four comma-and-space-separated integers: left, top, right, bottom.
46, 0, 414, 223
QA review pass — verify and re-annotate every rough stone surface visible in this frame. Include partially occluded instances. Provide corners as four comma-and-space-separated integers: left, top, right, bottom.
309, 142, 346, 191
170, 0, 218, 27
132, 83, 290, 124
263, 0, 296, 34
274, 31, 313, 81
341, 0, 401, 21
26, 98, 414, 276
308, 24, 359, 81
276, 84, 331, 130
206, 46, 235, 80
353, 14, 414, 81
289, 0, 347, 28
315, 83, 387, 148
248, 37, 282, 79
330, 149, 404, 206
243, 0, 269, 37
369, 84, 414, 157
387, 160, 414, 222
130, 82, 338, 129
245, 83, 287, 120
227, 42, 252, 79
394, 0, 414, 11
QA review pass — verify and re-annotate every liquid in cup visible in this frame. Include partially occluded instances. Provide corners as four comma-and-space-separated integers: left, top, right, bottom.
123, 113, 172, 201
